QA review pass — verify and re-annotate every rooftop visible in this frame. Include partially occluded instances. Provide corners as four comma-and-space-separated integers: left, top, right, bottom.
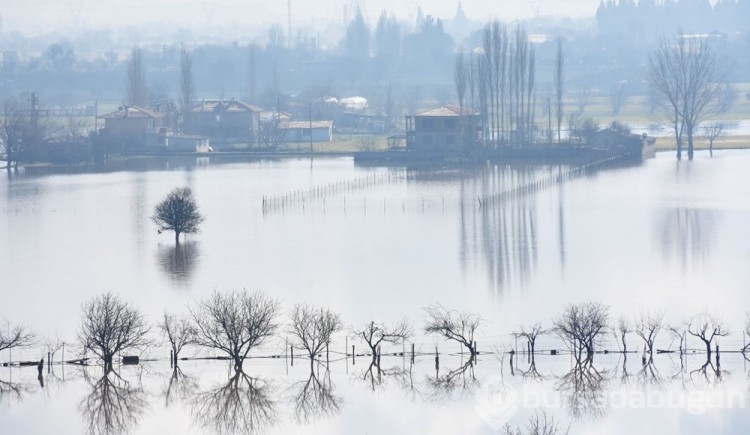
99, 105, 164, 119
279, 120, 334, 129
189, 99, 263, 113
415, 105, 478, 117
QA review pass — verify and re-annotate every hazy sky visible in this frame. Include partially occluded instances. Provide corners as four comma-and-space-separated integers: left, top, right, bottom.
1, 0, 602, 34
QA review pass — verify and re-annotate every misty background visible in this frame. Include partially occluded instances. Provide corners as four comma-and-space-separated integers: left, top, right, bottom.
1, 0, 748, 123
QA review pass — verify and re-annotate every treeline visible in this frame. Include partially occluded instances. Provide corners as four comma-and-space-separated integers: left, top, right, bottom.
3, 291, 749, 373
596, 0, 750, 38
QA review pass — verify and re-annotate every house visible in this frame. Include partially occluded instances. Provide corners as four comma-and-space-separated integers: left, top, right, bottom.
184, 99, 262, 141
99, 105, 165, 144
278, 120, 333, 143
590, 127, 656, 159
405, 105, 481, 154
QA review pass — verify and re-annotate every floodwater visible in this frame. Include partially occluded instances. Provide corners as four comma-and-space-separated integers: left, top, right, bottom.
1, 151, 750, 434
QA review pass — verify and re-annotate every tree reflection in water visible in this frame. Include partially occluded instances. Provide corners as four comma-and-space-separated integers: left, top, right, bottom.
191, 369, 276, 435
162, 366, 198, 408
157, 241, 200, 284
290, 367, 342, 424
78, 368, 149, 435
690, 357, 729, 388
426, 358, 479, 403
0, 375, 33, 405
555, 359, 609, 420
360, 360, 421, 399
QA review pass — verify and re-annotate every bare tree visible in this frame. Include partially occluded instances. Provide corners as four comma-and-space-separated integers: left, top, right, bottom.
553, 38, 565, 143
454, 50, 468, 146
152, 187, 205, 244
1, 99, 28, 170
649, 35, 724, 160
423, 304, 481, 357
687, 313, 729, 358
126, 46, 148, 107
609, 82, 628, 117
0, 323, 34, 353
191, 290, 280, 371
160, 312, 196, 365
178, 49, 195, 127
614, 315, 631, 354
288, 304, 342, 367
635, 311, 664, 360
553, 302, 609, 362
354, 319, 412, 363
574, 85, 591, 116
743, 314, 750, 354
78, 292, 151, 372
42, 335, 64, 365
701, 122, 724, 157
512, 323, 545, 357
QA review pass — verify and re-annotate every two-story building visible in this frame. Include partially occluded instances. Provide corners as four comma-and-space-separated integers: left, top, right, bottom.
184, 99, 262, 141
99, 106, 165, 145
405, 105, 481, 154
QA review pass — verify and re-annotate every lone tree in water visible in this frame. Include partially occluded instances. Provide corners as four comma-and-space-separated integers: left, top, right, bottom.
78, 292, 151, 373
152, 187, 205, 244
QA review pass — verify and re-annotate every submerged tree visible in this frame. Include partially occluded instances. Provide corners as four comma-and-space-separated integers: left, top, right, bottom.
648, 35, 724, 160
0, 100, 27, 170
635, 311, 664, 360
289, 304, 342, 367
160, 312, 196, 365
423, 304, 481, 357
354, 319, 412, 363
687, 313, 729, 358
152, 187, 205, 244
553, 302, 609, 362
78, 292, 151, 373
191, 290, 280, 371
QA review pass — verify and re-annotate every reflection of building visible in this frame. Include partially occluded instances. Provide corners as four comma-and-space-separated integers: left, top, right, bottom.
99, 106, 165, 144
162, 134, 211, 153
278, 120, 333, 142
405, 105, 481, 153
185, 99, 262, 140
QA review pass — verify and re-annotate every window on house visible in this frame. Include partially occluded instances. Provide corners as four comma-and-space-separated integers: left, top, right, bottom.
447, 135, 455, 144
423, 135, 433, 145
445, 118, 456, 128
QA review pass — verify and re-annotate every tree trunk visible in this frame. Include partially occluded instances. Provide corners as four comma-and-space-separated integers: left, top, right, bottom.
687, 124, 694, 160
175, 231, 181, 245
705, 341, 711, 358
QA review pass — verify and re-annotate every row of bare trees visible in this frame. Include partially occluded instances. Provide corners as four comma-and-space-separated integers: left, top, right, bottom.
5, 295, 747, 376
454, 20, 538, 149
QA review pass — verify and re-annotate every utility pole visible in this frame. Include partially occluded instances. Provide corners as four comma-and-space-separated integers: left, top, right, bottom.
309, 101, 313, 154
